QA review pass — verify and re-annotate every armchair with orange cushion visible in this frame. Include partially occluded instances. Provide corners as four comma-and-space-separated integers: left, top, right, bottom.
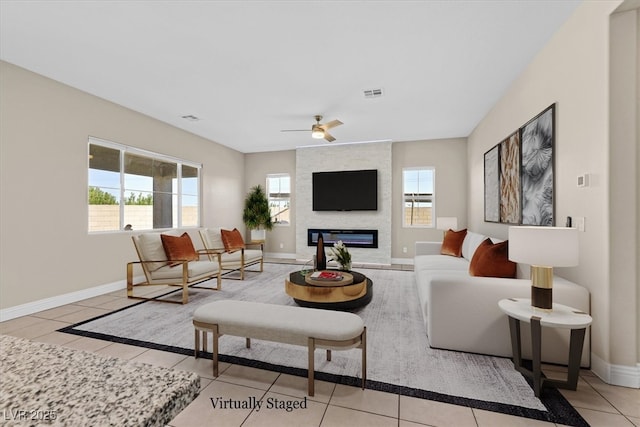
127, 231, 222, 304
199, 228, 264, 280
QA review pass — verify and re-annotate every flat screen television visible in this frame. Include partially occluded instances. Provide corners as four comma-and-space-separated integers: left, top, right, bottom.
312, 169, 378, 211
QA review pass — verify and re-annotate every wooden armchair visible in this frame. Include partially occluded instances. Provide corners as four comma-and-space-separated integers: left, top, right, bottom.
199, 228, 264, 280
127, 231, 222, 304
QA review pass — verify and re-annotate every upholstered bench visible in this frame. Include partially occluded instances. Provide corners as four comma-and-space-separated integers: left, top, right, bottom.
192, 300, 366, 396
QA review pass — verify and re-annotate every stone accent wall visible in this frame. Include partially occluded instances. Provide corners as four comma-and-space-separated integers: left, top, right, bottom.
295, 142, 392, 264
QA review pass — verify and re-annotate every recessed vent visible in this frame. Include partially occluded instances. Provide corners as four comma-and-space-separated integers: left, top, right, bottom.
181, 115, 201, 122
363, 88, 383, 98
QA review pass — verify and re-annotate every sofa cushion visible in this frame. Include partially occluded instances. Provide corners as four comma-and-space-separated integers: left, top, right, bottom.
440, 229, 467, 257
161, 232, 199, 267
137, 232, 172, 272
461, 231, 487, 261
202, 228, 225, 250
150, 260, 220, 281
221, 228, 245, 252
469, 238, 516, 278
220, 249, 263, 267
414, 255, 469, 272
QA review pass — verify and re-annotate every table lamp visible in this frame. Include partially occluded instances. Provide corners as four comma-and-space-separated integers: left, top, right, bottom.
508, 226, 579, 311
436, 217, 458, 233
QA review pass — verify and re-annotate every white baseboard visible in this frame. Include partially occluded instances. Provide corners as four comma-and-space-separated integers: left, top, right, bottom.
0, 279, 129, 322
264, 252, 297, 260
391, 257, 414, 265
591, 352, 640, 388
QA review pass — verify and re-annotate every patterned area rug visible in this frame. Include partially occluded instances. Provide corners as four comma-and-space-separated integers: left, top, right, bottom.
60, 263, 587, 426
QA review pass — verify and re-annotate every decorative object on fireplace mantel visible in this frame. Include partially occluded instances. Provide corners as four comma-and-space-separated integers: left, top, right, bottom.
315, 232, 327, 270
329, 240, 352, 271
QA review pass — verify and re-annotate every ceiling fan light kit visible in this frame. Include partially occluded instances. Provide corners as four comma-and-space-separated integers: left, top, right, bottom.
281, 114, 343, 142
311, 128, 325, 139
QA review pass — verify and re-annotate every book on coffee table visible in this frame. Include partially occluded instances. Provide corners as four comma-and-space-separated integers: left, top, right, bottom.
310, 271, 343, 281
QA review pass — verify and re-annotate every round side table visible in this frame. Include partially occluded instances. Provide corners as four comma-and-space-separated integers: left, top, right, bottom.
498, 298, 592, 397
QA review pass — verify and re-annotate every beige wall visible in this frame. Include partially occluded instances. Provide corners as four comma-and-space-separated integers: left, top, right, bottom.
0, 61, 245, 310
392, 138, 468, 259
467, 0, 639, 379
610, 5, 640, 368
244, 150, 297, 255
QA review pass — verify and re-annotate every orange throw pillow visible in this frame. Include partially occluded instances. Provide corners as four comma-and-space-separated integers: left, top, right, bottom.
221, 228, 245, 252
161, 233, 198, 267
440, 229, 467, 257
469, 238, 516, 278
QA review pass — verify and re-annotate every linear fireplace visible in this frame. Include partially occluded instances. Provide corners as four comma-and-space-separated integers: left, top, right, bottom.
307, 228, 378, 249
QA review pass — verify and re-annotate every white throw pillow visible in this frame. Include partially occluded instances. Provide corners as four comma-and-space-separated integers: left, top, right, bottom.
461, 231, 488, 261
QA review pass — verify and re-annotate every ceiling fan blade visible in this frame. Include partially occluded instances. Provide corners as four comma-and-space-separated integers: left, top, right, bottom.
324, 132, 336, 142
322, 119, 343, 130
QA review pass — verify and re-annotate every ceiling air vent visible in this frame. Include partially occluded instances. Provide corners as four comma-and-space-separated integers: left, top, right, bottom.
363, 88, 383, 98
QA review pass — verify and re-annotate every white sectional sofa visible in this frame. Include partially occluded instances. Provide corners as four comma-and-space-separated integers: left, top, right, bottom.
414, 231, 590, 367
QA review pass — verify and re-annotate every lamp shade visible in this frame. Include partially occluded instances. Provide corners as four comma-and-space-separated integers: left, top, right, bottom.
436, 217, 458, 231
508, 226, 579, 267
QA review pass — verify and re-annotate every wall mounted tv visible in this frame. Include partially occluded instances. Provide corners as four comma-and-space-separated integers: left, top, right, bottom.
312, 169, 378, 211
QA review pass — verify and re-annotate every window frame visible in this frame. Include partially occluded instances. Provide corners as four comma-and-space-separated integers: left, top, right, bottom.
402, 167, 435, 228
266, 173, 291, 226
88, 136, 202, 233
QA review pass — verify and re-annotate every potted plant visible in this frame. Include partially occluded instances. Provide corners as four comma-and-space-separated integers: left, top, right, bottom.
242, 185, 273, 241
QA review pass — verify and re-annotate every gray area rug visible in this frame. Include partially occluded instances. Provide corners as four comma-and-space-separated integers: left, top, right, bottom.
61, 263, 587, 426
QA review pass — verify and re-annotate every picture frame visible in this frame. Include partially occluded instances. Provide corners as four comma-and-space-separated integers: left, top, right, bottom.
520, 104, 555, 226
499, 131, 521, 224
484, 144, 500, 223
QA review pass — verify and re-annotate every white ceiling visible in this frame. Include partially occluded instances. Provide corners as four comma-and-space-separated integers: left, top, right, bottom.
0, 0, 581, 153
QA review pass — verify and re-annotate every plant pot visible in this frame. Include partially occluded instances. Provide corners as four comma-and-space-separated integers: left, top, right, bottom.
251, 229, 266, 242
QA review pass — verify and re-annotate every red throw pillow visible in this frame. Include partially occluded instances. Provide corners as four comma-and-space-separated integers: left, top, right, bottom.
161, 233, 198, 267
469, 238, 517, 278
221, 228, 245, 252
440, 229, 467, 257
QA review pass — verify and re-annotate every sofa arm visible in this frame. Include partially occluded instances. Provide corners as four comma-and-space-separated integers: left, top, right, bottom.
426, 275, 590, 366
415, 241, 442, 256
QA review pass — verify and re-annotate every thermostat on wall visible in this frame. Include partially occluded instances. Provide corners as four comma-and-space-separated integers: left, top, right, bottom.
577, 174, 590, 188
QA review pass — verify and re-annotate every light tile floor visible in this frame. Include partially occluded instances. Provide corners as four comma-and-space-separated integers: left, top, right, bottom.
1, 262, 638, 427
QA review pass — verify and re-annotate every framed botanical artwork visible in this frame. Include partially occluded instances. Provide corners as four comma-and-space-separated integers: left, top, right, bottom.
484, 144, 500, 223
499, 131, 521, 224
520, 104, 555, 226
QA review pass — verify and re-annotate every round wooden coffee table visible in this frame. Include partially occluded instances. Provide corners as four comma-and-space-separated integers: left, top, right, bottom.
285, 270, 373, 310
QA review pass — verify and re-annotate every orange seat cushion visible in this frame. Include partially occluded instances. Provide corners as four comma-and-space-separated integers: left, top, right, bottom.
161, 233, 199, 267
440, 229, 467, 257
221, 228, 246, 252
469, 238, 517, 278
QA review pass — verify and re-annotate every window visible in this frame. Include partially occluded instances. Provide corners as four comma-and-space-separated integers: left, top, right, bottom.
403, 167, 435, 227
266, 174, 291, 225
88, 137, 201, 232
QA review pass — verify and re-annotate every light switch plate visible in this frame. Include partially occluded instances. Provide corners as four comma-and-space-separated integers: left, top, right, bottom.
577, 174, 589, 187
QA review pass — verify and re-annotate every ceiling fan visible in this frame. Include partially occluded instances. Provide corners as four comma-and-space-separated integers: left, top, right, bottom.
281, 115, 343, 142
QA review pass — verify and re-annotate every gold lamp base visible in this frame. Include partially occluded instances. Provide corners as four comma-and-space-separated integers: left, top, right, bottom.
531, 266, 553, 311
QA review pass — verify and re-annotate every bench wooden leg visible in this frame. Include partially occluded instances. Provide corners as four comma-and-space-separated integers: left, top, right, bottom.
194, 329, 199, 358
362, 327, 367, 390
308, 337, 315, 397
246, 338, 251, 348
326, 349, 331, 361
213, 324, 219, 377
